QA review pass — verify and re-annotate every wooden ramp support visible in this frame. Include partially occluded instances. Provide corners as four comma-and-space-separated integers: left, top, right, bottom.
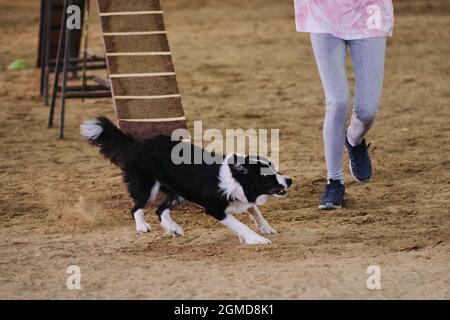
97, 0, 187, 140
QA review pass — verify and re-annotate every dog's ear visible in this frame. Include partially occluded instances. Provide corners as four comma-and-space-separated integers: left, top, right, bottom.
228, 154, 249, 175
232, 163, 249, 175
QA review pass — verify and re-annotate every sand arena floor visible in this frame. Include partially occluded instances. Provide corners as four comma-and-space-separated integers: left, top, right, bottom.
0, 0, 449, 299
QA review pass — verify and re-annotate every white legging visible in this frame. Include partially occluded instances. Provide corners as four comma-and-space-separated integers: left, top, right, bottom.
310, 33, 386, 182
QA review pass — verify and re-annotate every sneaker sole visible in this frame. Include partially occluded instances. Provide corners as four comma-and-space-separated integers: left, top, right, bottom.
319, 202, 342, 210
348, 161, 371, 183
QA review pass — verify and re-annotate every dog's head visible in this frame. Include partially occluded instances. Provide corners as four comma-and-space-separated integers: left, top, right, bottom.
225, 154, 293, 203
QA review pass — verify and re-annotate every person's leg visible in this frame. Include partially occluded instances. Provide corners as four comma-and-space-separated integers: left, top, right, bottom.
310, 33, 350, 183
347, 37, 386, 146
344, 37, 386, 182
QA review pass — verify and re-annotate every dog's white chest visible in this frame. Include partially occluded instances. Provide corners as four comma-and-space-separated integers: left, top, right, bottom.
225, 201, 252, 214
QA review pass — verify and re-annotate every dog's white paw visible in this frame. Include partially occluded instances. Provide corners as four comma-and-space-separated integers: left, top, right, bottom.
258, 224, 277, 235
136, 222, 151, 233
134, 209, 151, 233
161, 219, 184, 237
241, 234, 271, 245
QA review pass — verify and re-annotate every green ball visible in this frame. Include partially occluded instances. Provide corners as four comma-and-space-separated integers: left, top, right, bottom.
7, 59, 32, 71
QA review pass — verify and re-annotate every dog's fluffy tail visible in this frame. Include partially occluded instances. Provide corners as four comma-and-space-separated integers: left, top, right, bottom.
80, 116, 141, 167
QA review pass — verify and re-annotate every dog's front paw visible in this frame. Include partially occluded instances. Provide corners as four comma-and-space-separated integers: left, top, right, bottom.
258, 224, 277, 235
241, 234, 272, 245
161, 220, 184, 237
136, 222, 151, 233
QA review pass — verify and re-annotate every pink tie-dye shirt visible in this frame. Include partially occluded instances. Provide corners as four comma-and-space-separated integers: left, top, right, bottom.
294, 0, 394, 40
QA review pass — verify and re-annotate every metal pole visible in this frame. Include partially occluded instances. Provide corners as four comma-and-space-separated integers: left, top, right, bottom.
44, 0, 52, 106
81, 0, 90, 103
59, 0, 73, 139
39, 0, 46, 96
48, 0, 68, 128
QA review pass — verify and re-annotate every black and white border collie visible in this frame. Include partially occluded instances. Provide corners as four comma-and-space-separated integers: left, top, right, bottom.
80, 117, 292, 244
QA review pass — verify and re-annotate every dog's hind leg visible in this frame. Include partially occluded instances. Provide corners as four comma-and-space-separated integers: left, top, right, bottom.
124, 171, 156, 233
248, 205, 277, 235
156, 194, 184, 236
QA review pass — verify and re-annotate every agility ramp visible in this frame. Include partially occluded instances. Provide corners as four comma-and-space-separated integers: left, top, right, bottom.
97, 0, 187, 140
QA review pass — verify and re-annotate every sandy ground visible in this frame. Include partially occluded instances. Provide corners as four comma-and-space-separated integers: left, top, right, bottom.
0, 0, 449, 299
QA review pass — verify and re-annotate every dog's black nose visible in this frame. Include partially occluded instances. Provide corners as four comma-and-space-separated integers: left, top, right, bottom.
286, 177, 293, 188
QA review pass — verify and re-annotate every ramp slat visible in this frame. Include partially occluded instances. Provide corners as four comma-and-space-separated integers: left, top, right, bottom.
108, 55, 174, 74
118, 120, 187, 139
100, 15, 165, 33
98, 0, 161, 13
111, 76, 180, 97
104, 34, 169, 53
115, 97, 184, 119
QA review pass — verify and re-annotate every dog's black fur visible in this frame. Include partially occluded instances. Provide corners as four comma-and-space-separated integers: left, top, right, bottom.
81, 117, 292, 241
